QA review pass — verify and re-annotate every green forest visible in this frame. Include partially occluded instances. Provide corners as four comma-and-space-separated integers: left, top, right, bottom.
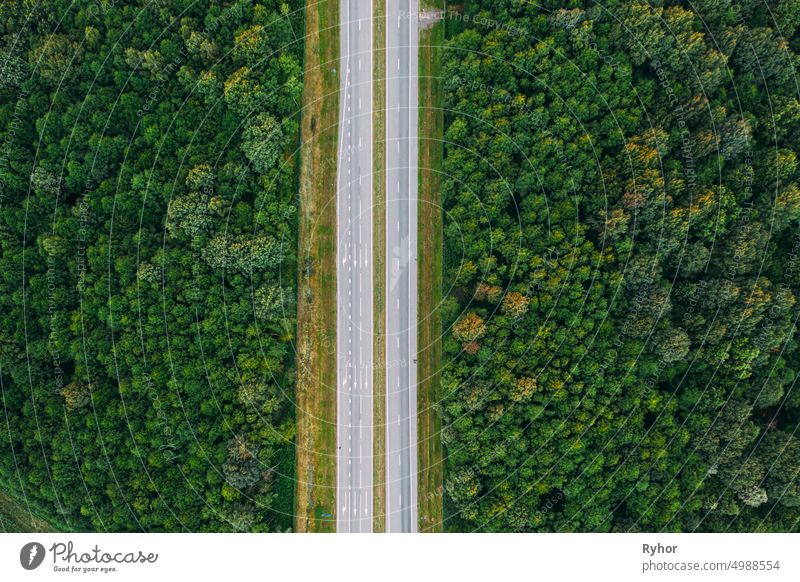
0, 0, 302, 531
439, 0, 800, 531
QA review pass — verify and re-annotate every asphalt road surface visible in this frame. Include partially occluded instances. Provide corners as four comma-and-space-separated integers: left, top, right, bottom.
385, 0, 419, 533
336, 0, 374, 533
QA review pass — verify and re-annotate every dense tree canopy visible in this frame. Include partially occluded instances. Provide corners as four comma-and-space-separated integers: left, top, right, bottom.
439, 0, 800, 532
0, 0, 303, 531
2, 0, 799, 535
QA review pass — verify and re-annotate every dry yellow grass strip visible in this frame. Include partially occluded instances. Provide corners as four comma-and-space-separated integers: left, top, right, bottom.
295, 0, 340, 533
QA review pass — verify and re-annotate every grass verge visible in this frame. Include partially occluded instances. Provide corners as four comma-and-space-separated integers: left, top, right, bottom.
0, 489, 60, 532
372, 0, 387, 533
295, 0, 339, 533
417, 0, 445, 532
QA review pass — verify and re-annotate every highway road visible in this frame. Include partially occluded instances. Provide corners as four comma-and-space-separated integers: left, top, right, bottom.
385, 0, 419, 533
336, 0, 373, 533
